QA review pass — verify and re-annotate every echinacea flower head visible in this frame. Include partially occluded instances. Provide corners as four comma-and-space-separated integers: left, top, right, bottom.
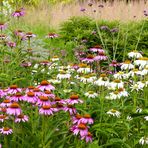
0, 115, 8, 122
109, 60, 121, 67
0, 127, 13, 135
37, 96, 51, 106
81, 132, 93, 143
6, 85, 22, 94
0, 22, 7, 31
46, 33, 58, 38
107, 109, 121, 118
134, 57, 148, 69
7, 92, 25, 102
128, 50, 142, 59
79, 114, 94, 124
72, 114, 83, 124
139, 137, 148, 145
0, 99, 11, 107
0, 34, 7, 40
57, 71, 71, 80
81, 54, 95, 63
72, 123, 88, 137
94, 51, 108, 61
15, 114, 29, 123
85, 91, 98, 98
94, 74, 109, 87
25, 32, 36, 38
64, 104, 77, 115
39, 105, 54, 116
7, 41, 16, 48
37, 80, 55, 91
110, 79, 124, 89
7, 102, 22, 116
66, 95, 83, 105
121, 60, 134, 70
12, 9, 25, 17
25, 91, 37, 104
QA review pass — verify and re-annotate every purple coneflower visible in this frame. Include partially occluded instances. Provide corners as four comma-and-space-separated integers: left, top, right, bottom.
44, 90, 55, 99
89, 45, 103, 53
0, 115, 8, 122
0, 22, 7, 31
64, 104, 77, 115
25, 32, 36, 39
37, 80, 55, 91
82, 54, 95, 63
20, 62, 32, 68
46, 33, 58, 38
7, 41, 16, 48
40, 60, 51, 66
39, 105, 53, 115
15, 114, 29, 123
37, 96, 51, 106
109, 60, 121, 67
7, 92, 25, 102
0, 99, 11, 107
6, 85, 22, 95
72, 123, 88, 136
81, 132, 93, 143
25, 86, 35, 93
100, 26, 109, 31
72, 114, 83, 124
65, 95, 83, 105
94, 51, 108, 61
79, 114, 94, 124
33, 88, 44, 96
25, 92, 37, 104
7, 102, 22, 116
0, 127, 13, 135
12, 8, 25, 17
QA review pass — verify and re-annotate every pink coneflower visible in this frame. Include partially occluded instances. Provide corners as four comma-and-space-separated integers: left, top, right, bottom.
51, 104, 59, 112
33, 88, 44, 96
14, 30, 25, 40
39, 105, 53, 115
0, 22, 7, 31
0, 99, 11, 107
7, 92, 25, 102
37, 96, 51, 106
44, 90, 55, 99
94, 51, 108, 61
54, 97, 66, 105
25, 92, 37, 104
37, 80, 55, 91
82, 54, 95, 63
40, 60, 51, 66
46, 33, 58, 38
6, 85, 22, 95
0, 108, 7, 113
0, 127, 13, 135
12, 9, 25, 17
64, 104, 77, 115
79, 114, 94, 124
65, 95, 83, 105
72, 114, 83, 124
72, 123, 88, 136
7, 41, 16, 48
81, 132, 93, 143
0, 115, 8, 122
89, 45, 103, 53
15, 114, 29, 123
109, 60, 121, 67
25, 32, 36, 39
20, 62, 32, 68
7, 102, 22, 116
25, 86, 35, 93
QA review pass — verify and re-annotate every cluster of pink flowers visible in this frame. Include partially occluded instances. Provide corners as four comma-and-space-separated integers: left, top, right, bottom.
70, 114, 94, 143
0, 80, 93, 142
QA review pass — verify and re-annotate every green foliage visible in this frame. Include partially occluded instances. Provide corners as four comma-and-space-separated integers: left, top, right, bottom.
60, 16, 148, 61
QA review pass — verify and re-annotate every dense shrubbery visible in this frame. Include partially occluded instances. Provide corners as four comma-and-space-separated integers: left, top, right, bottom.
60, 16, 148, 61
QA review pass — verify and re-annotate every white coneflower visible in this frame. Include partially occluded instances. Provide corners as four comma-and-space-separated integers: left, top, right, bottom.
57, 71, 71, 80
94, 74, 110, 87
141, 66, 148, 75
85, 91, 98, 98
106, 91, 121, 100
80, 74, 96, 84
118, 88, 129, 97
128, 50, 142, 59
136, 107, 142, 113
110, 79, 124, 89
128, 69, 142, 77
121, 60, 134, 70
48, 79, 61, 84
51, 56, 59, 62
144, 116, 148, 121
77, 63, 91, 73
139, 137, 148, 145
107, 109, 121, 118
130, 82, 145, 91
134, 57, 148, 69
113, 71, 129, 79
